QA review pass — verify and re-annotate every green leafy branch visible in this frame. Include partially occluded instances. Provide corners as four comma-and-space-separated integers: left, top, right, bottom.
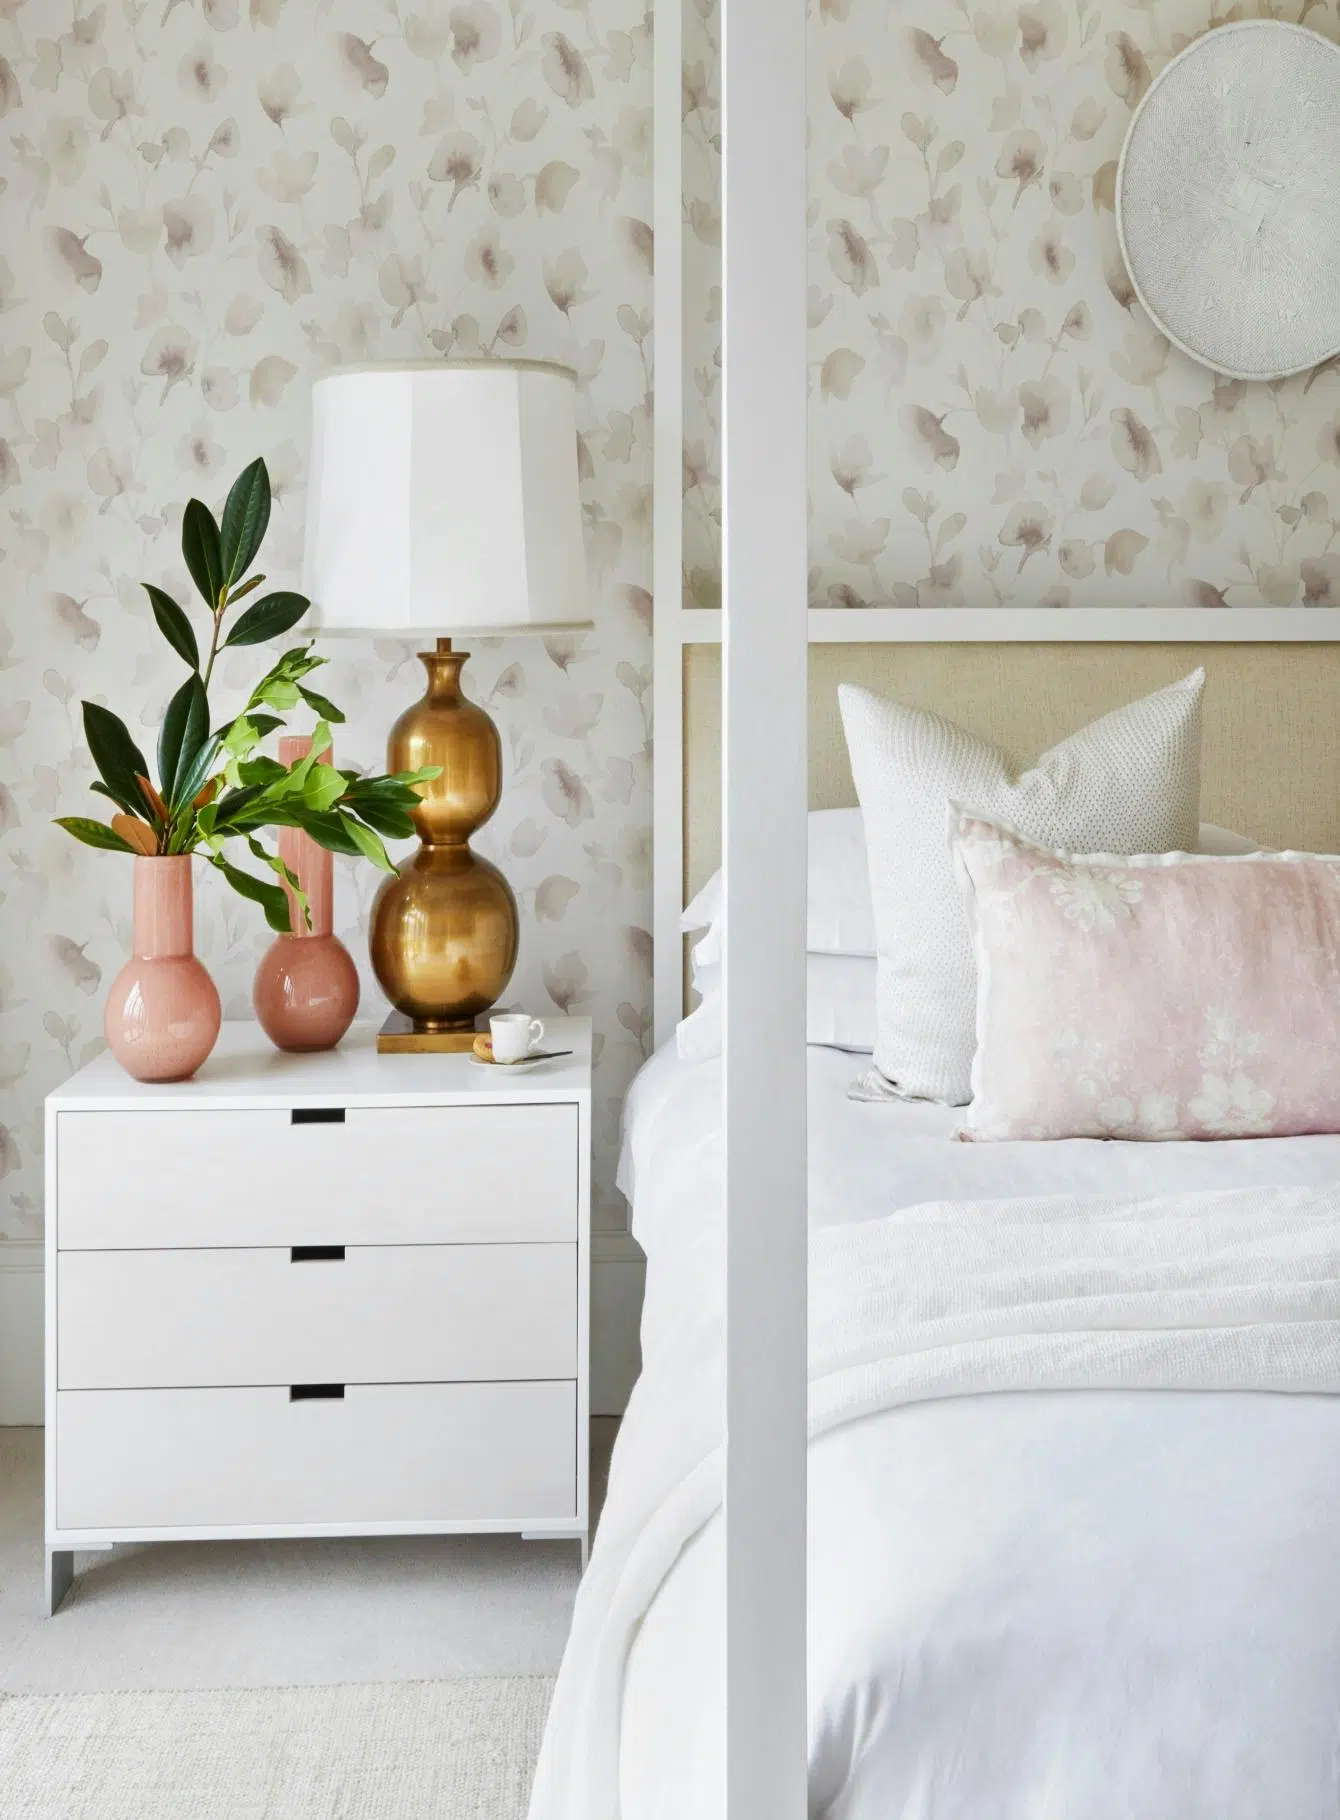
55, 459, 438, 935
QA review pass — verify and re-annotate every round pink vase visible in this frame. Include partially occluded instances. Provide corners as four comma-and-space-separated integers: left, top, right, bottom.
253, 737, 361, 1053
104, 856, 222, 1083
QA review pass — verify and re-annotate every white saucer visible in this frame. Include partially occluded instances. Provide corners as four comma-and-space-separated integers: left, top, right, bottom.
468, 1053, 549, 1073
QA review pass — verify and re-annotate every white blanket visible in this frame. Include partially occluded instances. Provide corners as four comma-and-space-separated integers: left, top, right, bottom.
529, 1183, 1340, 1819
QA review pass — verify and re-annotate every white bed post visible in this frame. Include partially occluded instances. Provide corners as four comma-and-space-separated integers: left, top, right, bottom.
721, 0, 809, 1811
651, 0, 685, 1048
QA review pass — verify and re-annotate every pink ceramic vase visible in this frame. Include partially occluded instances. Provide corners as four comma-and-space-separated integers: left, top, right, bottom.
104, 855, 222, 1083
253, 736, 361, 1053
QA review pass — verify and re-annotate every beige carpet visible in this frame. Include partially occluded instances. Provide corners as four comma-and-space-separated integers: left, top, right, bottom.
0, 1427, 614, 1694
0, 1676, 554, 1820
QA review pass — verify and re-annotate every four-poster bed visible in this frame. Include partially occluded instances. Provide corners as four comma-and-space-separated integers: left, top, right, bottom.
530, 0, 1340, 1814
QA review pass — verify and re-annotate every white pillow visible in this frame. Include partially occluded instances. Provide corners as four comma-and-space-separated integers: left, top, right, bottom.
839, 670, 1205, 1105
1196, 821, 1261, 856
677, 953, 876, 1062
682, 807, 875, 965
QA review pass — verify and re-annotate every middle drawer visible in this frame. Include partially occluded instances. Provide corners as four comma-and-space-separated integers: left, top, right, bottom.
58, 1244, 576, 1390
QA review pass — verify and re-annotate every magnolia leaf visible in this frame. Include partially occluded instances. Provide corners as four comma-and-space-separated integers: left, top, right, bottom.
219, 458, 271, 589
225, 590, 310, 647
181, 498, 223, 607
83, 701, 151, 816
135, 773, 169, 826
171, 732, 221, 815
159, 673, 209, 805
111, 813, 159, 855
54, 816, 137, 854
143, 584, 199, 670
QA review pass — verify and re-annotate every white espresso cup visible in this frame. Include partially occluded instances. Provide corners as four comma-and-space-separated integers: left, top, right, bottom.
490, 1012, 545, 1064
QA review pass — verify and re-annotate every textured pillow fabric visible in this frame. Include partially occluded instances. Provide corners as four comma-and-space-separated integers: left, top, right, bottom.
677, 953, 877, 1061
683, 807, 875, 963
840, 670, 1205, 1105
952, 808, 1340, 1143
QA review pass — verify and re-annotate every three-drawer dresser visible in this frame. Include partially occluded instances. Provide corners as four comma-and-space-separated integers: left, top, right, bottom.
43, 1018, 591, 1612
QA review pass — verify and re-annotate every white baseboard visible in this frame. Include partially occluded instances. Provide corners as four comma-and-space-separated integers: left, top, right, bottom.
0, 1246, 642, 1425
0, 1243, 43, 1426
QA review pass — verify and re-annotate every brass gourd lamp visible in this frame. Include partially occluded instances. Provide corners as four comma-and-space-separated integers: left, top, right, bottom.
302, 360, 591, 1052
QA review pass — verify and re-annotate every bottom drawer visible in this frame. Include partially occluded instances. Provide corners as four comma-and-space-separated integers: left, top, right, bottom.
55, 1382, 575, 1532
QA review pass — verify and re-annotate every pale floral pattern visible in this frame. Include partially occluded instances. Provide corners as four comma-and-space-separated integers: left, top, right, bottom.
955, 812, 1340, 1142
0, 1, 653, 1241
1048, 864, 1142, 930
686, 0, 1340, 611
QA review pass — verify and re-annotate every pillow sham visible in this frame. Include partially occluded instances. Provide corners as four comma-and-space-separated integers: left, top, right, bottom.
840, 670, 1205, 1106
683, 807, 875, 964
952, 807, 1340, 1143
1195, 821, 1262, 856
677, 953, 877, 1062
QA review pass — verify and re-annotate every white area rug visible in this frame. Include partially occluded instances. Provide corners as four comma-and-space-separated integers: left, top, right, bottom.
0, 1676, 554, 1820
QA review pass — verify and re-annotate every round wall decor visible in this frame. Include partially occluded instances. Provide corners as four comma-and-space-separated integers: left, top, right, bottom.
1116, 20, 1340, 381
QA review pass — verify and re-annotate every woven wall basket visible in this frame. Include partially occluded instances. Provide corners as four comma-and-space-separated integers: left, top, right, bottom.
1116, 20, 1340, 382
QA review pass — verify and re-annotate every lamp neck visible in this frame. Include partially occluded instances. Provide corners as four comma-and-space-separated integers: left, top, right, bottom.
419, 642, 468, 705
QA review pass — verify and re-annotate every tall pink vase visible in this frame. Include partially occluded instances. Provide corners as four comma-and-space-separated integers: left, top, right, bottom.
253, 736, 361, 1053
104, 856, 222, 1083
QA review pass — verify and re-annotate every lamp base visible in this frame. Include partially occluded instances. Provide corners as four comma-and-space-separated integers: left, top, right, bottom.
376, 1010, 480, 1055
368, 640, 520, 1044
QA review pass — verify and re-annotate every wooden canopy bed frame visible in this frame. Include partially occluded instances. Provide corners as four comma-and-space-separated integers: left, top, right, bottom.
649, 1, 1340, 1812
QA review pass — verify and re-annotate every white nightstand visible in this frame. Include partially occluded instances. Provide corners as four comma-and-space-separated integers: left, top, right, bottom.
43, 1018, 591, 1614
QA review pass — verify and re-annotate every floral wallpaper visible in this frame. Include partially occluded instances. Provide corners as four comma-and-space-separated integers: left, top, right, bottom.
0, 0, 652, 1244
686, 0, 1340, 611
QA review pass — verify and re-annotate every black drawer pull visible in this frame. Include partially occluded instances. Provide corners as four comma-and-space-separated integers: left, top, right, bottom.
290, 1245, 345, 1263
291, 1108, 345, 1125
290, 1384, 345, 1402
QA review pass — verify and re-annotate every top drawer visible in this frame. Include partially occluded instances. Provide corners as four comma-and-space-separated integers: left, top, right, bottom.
57, 1104, 578, 1249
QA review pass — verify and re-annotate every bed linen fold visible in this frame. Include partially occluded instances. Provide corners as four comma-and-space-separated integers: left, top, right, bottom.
528, 1182, 1340, 1820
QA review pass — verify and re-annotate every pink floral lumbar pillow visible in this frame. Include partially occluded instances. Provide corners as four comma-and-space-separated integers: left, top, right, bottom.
951, 807, 1340, 1143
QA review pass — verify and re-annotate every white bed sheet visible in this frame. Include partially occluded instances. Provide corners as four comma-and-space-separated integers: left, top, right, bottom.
614, 1045, 1340, 1820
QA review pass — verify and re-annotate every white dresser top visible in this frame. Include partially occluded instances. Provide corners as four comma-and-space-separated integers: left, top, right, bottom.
47, 1018, 593, 1112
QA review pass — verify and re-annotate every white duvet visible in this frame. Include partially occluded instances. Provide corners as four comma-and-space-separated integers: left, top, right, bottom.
530, 1048, 1340, 1820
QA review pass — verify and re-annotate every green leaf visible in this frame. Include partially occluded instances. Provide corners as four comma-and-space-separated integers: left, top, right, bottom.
142, 584, 199, 670
207, 785, 270, 834
247, 835, 308, 932
340, 814, 396, 872
296, 683, 345, 724
299, 763, 347, 816
181, 498, 223, 607
273, 720, 331, 796
83, 701, 151, 816
158, 673, 209, 805
233, 756, 287, 788
219, 459, 271, 589
208, 853, 293, 933
224, 590, 311, 648
171, 731, 221, 814
54, 816, 136, 854
279, 807, 363, 856
344, 798, 417, 840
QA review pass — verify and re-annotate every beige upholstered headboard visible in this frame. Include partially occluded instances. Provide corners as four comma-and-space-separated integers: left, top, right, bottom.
683, 643, 1340, 902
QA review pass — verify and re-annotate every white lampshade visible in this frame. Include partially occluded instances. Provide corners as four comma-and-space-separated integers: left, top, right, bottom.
302, 360, 590, 637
